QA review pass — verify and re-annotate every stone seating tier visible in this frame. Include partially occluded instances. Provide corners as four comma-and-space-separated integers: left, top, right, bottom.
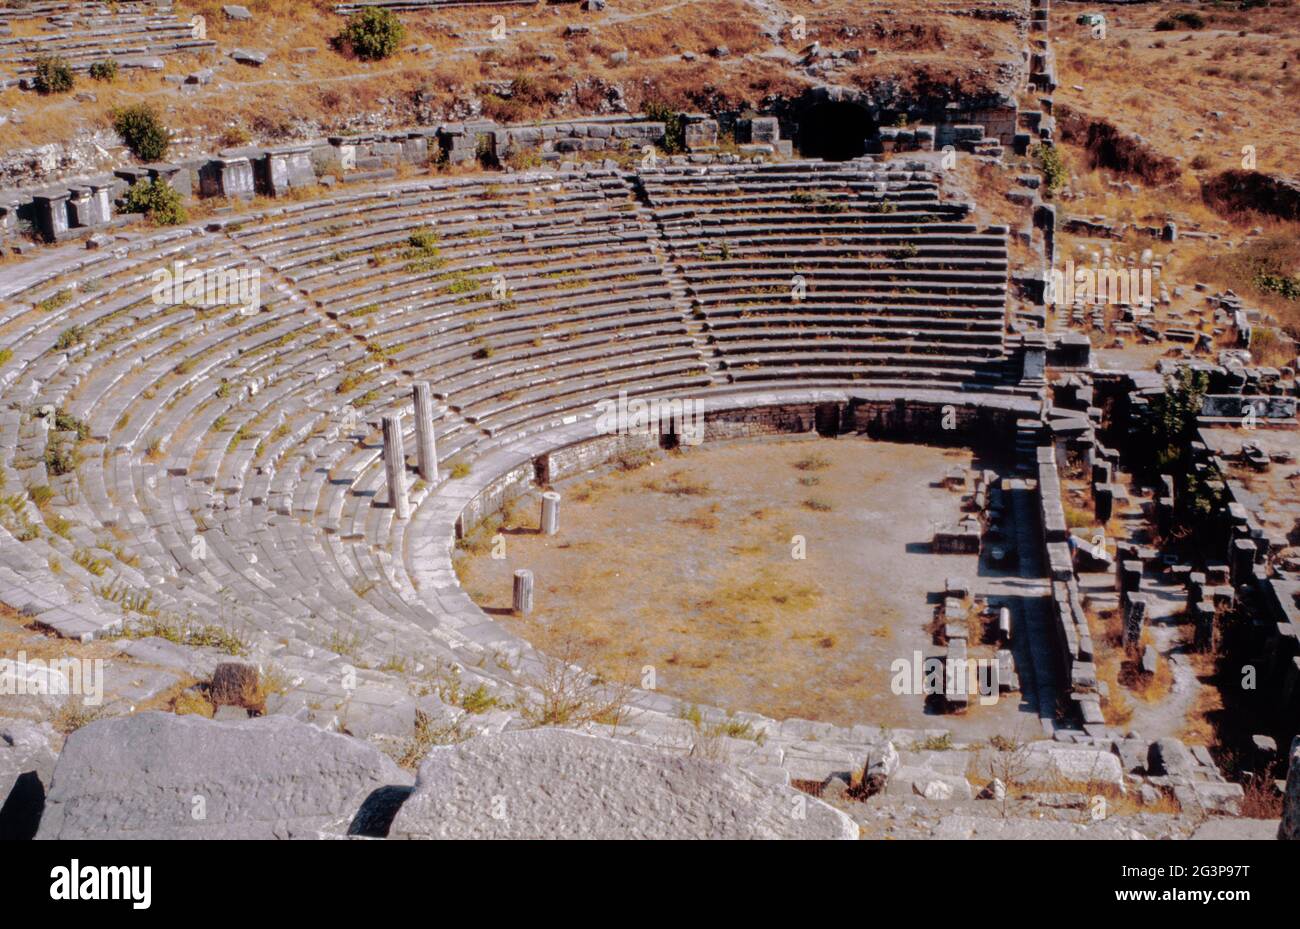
0, 164, 1016, 759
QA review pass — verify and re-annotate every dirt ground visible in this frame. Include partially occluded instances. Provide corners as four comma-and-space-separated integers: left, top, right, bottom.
456, 435, 1035, 732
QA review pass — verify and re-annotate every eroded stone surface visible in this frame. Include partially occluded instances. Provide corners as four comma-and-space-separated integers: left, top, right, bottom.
390, 729, 857, 840
36, 713, 411, 839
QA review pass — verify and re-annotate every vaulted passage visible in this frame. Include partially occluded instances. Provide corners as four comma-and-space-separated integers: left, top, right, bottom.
798, 102, 876, 161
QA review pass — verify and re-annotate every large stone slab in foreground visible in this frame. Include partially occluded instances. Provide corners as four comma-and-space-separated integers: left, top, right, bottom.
36, 712, 411, 839
1, 720, 58, 840
390, 728, 858, 839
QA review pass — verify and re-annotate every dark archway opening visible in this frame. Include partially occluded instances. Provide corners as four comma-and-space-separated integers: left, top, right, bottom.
798, 102, 876, 161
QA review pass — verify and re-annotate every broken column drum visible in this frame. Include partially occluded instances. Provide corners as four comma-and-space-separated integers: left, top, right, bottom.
513, 569, 534, 615
541, 492, 560, 536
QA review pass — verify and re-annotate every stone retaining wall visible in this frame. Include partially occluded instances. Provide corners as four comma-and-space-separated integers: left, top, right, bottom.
0, 115, 672, 245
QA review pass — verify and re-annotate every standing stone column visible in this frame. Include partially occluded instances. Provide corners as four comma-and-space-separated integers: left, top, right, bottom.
540, 492, 560, 536
382, 414, 409, 519
513, 569, 534, 615
412, 382, 438, 482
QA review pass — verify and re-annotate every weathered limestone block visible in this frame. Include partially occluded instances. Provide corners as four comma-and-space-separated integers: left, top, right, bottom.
31, 187, 69, 242
389, 729, 857, 839
265, 145, 316, 195
1147, 737, 1196, 778
742, 116, 780, 144
684, 118, 719, 150
200, 156, 255, 199
36, 713, 412, 839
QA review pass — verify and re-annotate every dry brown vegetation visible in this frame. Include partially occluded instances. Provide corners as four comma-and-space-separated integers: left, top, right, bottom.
1046, 3, 1300, 356
1089, 605, 1135, 727
1054, 2, 1300, 179
0, 0, 1018, 159
454, 437, 1012, 729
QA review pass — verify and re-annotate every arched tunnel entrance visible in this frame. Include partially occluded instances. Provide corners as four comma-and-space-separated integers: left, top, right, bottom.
798, 102, 876, 161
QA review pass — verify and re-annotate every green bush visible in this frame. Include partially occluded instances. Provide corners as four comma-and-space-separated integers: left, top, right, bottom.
338, 8, 405, 61
112, 103, 171, 162
33, 56, 74, 94
1034, 143, 1067, 192
643, 101, 686, 154
88, 59, 118, 82
123, 178, 187, 226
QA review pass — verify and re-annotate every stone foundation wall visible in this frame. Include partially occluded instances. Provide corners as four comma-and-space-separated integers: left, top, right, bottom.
847, 397, 1020, 444
456, 459, 534, 538
538, 432, 661, 485
701, 403, 820, 441
456, 396, 1028, 537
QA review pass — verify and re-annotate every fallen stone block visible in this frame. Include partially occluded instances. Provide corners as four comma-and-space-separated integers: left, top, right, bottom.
389, 729, 856, 839
231, 48, 268, 67
1148, 737, 1196, 778
36, 713, 412, 839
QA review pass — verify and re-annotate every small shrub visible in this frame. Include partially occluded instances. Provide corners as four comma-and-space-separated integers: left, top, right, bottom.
51, 699, 106, 735
112, 103, 172, 162
45, 440, 80, 476
173, 689, 215, 718
54, 409, 89, 440
88, 59, 118, 82
644, 101, 686, 154
915, 732, 953, 751
33, 56, 74, 94
54, 326, 84, 351
1035, 143, 1067, 192
36, 290, 72, 314
123, 178, 186, 226
218, 125, 252, 147
394, 709, 468, 768
337, 8, 405, 61
28, 485, 54, 508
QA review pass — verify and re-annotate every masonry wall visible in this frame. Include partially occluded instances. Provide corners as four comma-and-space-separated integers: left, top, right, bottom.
456, 460, 534, 538
539, 432, 661, 485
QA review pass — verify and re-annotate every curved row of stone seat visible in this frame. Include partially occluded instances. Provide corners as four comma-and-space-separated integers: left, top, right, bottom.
0, 166, 1035, 773
0, 227, 417, 653
228, 171, 710, 450
638, 158, 1011, 392
0, 168, 710, 663
0, 5, 210, 76
0, 161, 1017, 688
